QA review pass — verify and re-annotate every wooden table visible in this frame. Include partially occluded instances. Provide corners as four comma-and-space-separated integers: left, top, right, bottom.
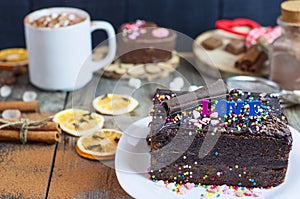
0, 54, 299, 199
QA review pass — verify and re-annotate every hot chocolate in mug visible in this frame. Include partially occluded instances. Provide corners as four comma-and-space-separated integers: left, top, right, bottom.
24, 7, 116, 90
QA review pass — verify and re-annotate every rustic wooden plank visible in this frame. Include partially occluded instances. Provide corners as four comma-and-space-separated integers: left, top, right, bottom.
47, 134, 131, 199
0, 143, 55, 198
0, 72, 66, 198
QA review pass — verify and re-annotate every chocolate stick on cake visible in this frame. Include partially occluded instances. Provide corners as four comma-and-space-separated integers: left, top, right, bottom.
164, 79, 228, 114
147, 79, 292, 188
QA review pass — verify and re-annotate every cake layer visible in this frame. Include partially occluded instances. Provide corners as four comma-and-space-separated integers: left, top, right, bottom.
149, 128, 290, 187
151, 164, 286, 187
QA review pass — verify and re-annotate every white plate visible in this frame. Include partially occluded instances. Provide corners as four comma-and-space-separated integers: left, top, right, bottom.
115, 117, 300, 199
193, 29, 268, 77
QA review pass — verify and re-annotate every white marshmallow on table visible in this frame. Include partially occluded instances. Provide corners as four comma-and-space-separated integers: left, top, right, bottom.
173, 77, 184, 87
128, 78, 142, 89
0, 85, 12, 97
22, 91, 38, 102
2, 109, 21, 119
169, 76, 184, 91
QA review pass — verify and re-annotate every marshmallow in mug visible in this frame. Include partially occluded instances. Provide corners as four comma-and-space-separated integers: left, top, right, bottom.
29, 12, 85, 28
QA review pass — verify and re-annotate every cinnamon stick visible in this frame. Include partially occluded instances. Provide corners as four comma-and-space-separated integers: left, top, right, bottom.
235, 46, 261, 69
2, 120, 58, 131
0, 101, 39, 112
0, 130, 60, 144
164, 79, 228, 114
239, 63, 248, 71
249, 51, 268, 72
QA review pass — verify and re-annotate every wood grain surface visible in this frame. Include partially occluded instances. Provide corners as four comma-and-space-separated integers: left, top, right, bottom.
0, 74, 66, 198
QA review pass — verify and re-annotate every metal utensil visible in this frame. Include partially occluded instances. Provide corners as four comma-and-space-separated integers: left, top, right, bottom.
226, 76, 300, 107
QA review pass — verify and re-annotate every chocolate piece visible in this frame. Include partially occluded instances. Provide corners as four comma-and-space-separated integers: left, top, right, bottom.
201, 37, 223, 50
147, 88, 292, 188
224, 39, 246, 55
164, 79, 227, 114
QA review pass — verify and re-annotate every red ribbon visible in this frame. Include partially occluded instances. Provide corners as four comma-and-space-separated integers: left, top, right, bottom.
215, 18, 261, 37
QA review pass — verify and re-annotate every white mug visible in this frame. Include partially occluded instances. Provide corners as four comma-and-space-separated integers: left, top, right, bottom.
24, 7, 116, 91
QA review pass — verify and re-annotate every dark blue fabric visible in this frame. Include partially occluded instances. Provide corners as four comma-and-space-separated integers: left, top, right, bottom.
127, 0, 219, 38
0, 0, 283, 49
0, 1, 30, 49
222, 0, 284, 26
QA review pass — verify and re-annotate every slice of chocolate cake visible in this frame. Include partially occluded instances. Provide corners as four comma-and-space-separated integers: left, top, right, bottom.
147, 80, 292, 188
117, 20, 177, 64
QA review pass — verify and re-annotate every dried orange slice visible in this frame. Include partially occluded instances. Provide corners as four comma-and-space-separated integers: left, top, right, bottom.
76, 129, 122, 160
93, 94, 138, 115
0, 48, 28, 69
53, 109, 105, 136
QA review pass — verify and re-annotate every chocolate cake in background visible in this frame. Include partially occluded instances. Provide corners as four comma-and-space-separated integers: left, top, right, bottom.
117, 20, 177, 64
147, 80, 292, 188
